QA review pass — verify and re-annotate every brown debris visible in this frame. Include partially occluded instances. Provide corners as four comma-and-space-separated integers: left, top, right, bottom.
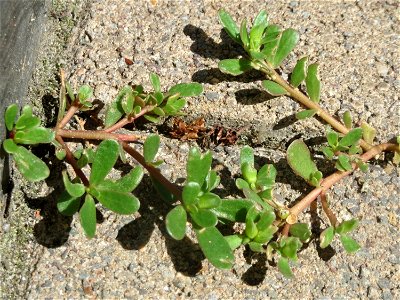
168, 117, 242, 147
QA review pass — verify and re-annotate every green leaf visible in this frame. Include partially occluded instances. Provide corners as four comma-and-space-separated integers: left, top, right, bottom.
57, 190, 80, 216
90, 140, 119, 185
239, 19, 249, 49
198, 193, 221, 209
272, 28, 299, 68
21, 105, 32, 116
80, 194, 96, 238
256, 210, 276, 231
243, 188, 270, 210
289, 223, 311, 242
77, 154, 89, 169
152, 107, 165, 116
241, 162, 257, 185
218, 9, 241, 44
305, 63, 321, 102
361, 121, 376, 145
357, 160, 368, 172
290, 57, 308, 87
2, 139, 19, 154
133, 105, 142, 116
211, 199, 253, 222
218, 58, 253, 76
343, 111, 352, 129
190, 209, 218, 228
96, 166, 143, 193
336, 219, 359, 235
14, 146, 50, 181
144, 114, 161, 123
296, 109, 316, 120
287, 139, 319, 185
187, 148, 212, 185
240, 146, 254, 168
182, 182, 201, 207
150, 73, 161, 93
340, 235, 361, 253
62, 171, 85, 198
121, 90, 134, 114
14, 127, 55, 144
105, 86, 131, 127
78, 85, 93, 102
327, 129, 339, 148
195, 226, 235, 269
116, 166, 143, 192
335, 161, 347, 172
322, 146, 334, 160
65, 82, 75, 101
249, 242, 263, 252
348, 144, 362, 155
93, 187, 140, 214
5, 104, 18, 131
253, 10, 268, 28
256, 164, 276, 189
281, 237, 302, 260
203, 170, 220, 192
163, 98, 186, 115
168, 83, 203, 97
253, 225, 277, 244
245, 218, 258, 239
236, 178, 250, 190
151, 176, 176, 203
15, 114, 41, 131
339, 128, 363, 147
143, 134, 160, 163
153, 91, 164, 105
337, 154, 352, 171
262, 80, 287, 96
166, 205, 187, 240
249, 24, 265, 51
320, 226, 335, 248
278, 257, 293, 278
260, 25, 281, 61
224, 235, 243, 250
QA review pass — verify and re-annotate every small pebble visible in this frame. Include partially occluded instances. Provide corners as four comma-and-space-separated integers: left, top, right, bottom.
376, 62, 389, 77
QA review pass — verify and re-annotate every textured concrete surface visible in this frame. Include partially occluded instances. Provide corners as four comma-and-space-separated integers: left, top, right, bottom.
1, 0, 399, 299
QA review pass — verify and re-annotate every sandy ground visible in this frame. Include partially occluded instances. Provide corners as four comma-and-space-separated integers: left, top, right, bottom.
1, 0, 399, 299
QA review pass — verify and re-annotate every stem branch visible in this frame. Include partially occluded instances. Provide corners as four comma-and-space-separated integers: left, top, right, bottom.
57, 129, 138, 142
257, 62, 372, 151
288, 143, 397, 218
56, 136, 89, 186
121, 142, 181, 199
104, 105, 155, 133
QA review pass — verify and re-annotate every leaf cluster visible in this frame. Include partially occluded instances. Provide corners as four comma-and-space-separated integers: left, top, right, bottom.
57, 140, 143, 237
320, 219, 360, 253
105, 73, 203, 126
3, 104, 54, 181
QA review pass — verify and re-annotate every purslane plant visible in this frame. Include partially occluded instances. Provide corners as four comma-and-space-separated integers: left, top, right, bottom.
2, 9, 399, 278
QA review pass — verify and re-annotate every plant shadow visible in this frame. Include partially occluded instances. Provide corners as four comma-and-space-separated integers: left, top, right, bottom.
183, 24, 265, 84
25, 146, 74, 248
116, 175, 204, 276
235, 88, 276, 106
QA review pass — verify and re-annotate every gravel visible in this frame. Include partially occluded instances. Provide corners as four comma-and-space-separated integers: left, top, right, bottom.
1, 0, 399, 299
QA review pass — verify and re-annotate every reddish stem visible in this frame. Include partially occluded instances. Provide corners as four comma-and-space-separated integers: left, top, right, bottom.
56, 136, 89, 186
121, 142, 181, 199
288, 143, 397, 218
320, 192, 338, 227
57, 102, 80, 130
57, 129, 138, 142
104, 105, 155, 133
